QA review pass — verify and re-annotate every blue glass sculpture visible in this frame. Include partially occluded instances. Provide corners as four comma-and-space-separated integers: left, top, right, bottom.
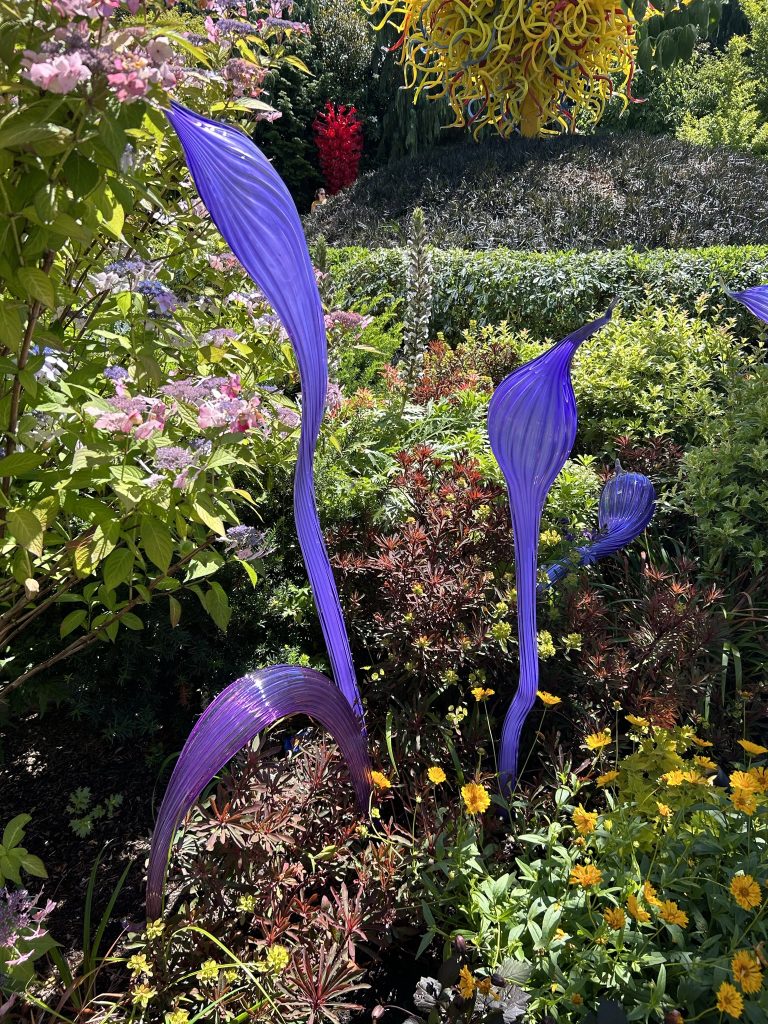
487, 311, 615, 792
543, 463, 656, 589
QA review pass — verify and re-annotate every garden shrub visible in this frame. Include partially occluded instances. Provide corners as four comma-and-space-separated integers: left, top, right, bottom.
684, 363, 768, 576
306, 133, 768, 251
411, 725, 768, 1022
327, 243, 768, 342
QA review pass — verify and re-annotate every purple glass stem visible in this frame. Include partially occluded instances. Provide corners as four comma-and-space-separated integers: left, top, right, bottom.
146, 665, 371, 918
164, 102, 363, 724
488, 309, 614, 792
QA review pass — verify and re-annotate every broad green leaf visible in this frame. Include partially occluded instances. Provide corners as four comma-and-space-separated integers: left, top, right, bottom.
0, 451, 42, 477
63, 152, 100, 196
191, 498, 225, 536
7, 508, 44, 555
18, 852, 47, 879
17, 267, 55, 308
169, 595, 182, 628
102, 548, 134, 592
141, 516, 173, 573
204, 582, 231, 631
0, 121, 71, 151
60, 608, 87, 638
120, 612, 144, 631
2, 814, 30, 849
0, 300, 23, 351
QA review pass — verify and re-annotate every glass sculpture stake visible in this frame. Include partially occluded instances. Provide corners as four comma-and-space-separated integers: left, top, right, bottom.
488, 308, 614, 792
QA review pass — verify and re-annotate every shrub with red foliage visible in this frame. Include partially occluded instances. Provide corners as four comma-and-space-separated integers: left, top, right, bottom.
612, 434, 685, 479
313, 102, 363, 195
562, 557, 724, 728
329, 445, 515, 686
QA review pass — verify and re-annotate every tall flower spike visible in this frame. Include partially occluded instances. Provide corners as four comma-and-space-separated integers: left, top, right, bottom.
488, 307, 614, 791
146, 666, 371, 918
543, 462, 656, 588
165, 102, 363, 723
727, 284, 768, 324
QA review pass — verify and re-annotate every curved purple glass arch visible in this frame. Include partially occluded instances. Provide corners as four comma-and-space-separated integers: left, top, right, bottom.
146, 665, 371, 917
165, 101, 363, 724
543, 465, 656, 589
727, 284, 768, 324
488, 307, 614, 792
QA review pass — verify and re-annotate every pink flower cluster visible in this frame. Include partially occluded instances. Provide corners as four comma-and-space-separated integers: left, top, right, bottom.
222, 58, 268, 99
47, 0, 138, 19
208, 252, 243, 273
93, 376, 167, 437
108, 49, 176, 103
22, 51, 91, 93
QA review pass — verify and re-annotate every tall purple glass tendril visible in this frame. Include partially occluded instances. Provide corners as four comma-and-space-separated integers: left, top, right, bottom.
146, 666, 371, 918
488, 308, 614, 792
165, 101, 363, 724
542, 463, 656, 589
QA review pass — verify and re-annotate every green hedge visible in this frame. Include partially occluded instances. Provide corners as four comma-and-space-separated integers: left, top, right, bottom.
327, 244, 768, 341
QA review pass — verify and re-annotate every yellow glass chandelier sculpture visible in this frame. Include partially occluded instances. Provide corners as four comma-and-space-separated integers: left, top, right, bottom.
364, 0, 692, 138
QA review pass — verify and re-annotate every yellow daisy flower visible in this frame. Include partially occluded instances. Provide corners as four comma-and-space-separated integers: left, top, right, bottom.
748, 766, 768, 792
660, 770, 685, 787
731, 788, 757, 815
461, 781, 491, 814
690, 735, 713, 748
625, 714, 649, 728
730, 770, 758, 791
730, 874, 762, 911
659, 900, 688, 928
731, 950, 763, 995
656, 802, 672, 818
738, 739, 768, 756
643, 881, 662, 907
458, 965, 475, 999
537, 690, 562, 706
693, 756, 717, 771
572, 804, 598, 835
596, 770, 619, 786
627, 894, 650, 923
371, 770, 392, 789
716, 981, 744, 1018
603, 907, 626, 929
584, 729, 612, 751
427, 766, 446, 784
569, 864, 603, 888
471, 686, 495, 701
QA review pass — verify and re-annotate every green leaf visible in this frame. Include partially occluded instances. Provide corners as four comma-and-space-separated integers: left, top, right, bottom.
0, 300, 23, 352
102, 548, 133, 592
2, 814, 30, 850
60, 609, 87, 638
0, 121, 71, 151
191, 498, 226, 536
169, 595, 182, 628
120, 612, 144, 631
18, 852, 47, 879
16, 267, 55, 308
204, 582, 231, 631
63, 152, 100, 197
140, 516, 173, 573
7, 508, 44, 555
0, 451, 42, 477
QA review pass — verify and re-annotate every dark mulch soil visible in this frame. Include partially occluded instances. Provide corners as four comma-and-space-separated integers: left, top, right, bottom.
0, 710, 169, 952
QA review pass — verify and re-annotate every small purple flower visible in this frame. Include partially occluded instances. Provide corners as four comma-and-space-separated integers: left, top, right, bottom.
104, 258, 146, 276
136, 280, 178, 315
154, 446, 195, 472
221, 525, 276, 562
104, 365, 130, 382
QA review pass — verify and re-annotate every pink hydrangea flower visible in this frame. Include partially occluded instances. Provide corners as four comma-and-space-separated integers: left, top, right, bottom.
94, 410, 142, 433
134, 402, 167, 439
22, 51, 91, 94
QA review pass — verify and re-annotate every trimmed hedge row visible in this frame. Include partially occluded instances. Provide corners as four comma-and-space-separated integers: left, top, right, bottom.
327, 243, 768, 341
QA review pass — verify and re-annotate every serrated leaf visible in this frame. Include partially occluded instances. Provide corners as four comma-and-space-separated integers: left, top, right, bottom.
141, 516, 173, 573
17, 267, 55, 307
204, 582, 231, 631
0, 451, 42, 477
102, 548, 133, 591
8, 508, 44, 555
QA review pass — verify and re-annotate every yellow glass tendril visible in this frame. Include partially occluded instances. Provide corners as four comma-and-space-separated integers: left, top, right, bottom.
363, 0, 694, 138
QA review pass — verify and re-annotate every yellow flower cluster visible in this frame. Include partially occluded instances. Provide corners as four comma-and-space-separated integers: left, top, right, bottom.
362, 0, 663, 137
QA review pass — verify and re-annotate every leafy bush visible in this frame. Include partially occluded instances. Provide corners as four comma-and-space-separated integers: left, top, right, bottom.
326, 243, 768, 341
305, 133, 768, 251
684, 363, 768, 576
412, 726, 768, 1022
